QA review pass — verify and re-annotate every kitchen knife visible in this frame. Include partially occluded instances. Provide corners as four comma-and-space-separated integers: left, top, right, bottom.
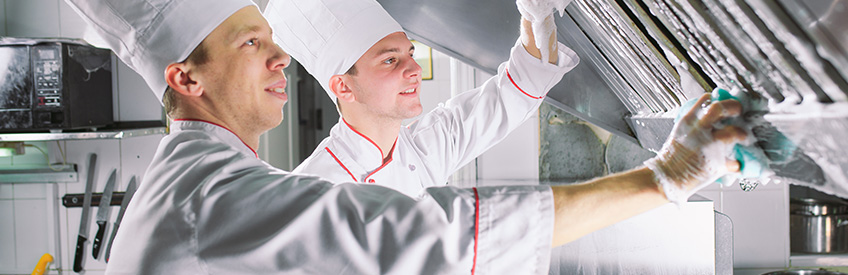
92, 169, 117, 259
105, 176, 137, 263
73, 153, 97, 273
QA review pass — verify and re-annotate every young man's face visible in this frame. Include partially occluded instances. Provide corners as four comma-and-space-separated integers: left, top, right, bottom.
192, 6, 291, 134
345, 32, 424, 121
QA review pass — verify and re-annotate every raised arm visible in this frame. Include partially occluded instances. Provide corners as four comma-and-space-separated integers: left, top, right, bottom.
517, 0, 575, 64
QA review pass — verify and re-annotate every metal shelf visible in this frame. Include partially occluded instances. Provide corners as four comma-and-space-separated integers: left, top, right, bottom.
0, 127, 165, 142
0, 164, 78, 183
790, 253, 848, 267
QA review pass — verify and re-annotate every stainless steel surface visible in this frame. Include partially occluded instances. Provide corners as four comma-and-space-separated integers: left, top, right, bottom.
790, 198, 848, 254
747, 0, 848, 103
380, 0, 848, 198
77, 154, 97, 238
552, 13, 650, 119
762, 269, 848, 275
568, 0, 685, 113
105, 176, 137, 263
377, 0, 516, 75
378, 0, 637, 141
791, 198, 848, 216
768, 109, 848, 198
0, 164, 77, 183
74, 153, 97, 272
92, 168, 117, 259
630, 110, 848, 198
94, 169, 117, 223
716, 211, 734, 275
790, 253, 848, 267
578, 0, 848, 199
777, 0, 848, 89
0, 127, 166, 142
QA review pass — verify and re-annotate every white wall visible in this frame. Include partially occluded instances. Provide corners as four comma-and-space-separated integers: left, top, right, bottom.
475, 66, 540, 181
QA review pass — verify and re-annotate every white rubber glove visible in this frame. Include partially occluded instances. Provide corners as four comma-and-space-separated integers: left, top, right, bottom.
516, 0, 573, 63
645, 94, 747, 205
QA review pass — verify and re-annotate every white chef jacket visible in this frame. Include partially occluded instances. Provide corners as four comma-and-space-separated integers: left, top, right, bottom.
105, 119, 555, 274
294, 40, 579, 196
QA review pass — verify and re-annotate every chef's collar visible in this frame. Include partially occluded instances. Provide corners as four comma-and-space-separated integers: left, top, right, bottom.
172, 119, 259, 158
264, 0, 404, 106
66, 0, 255, 105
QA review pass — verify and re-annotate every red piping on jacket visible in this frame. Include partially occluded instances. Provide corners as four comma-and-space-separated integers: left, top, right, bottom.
472, 187, 480, 275
342, 118, 384, 159
362, 138, 397, 183
506, 68, 544, 100
325, 147, 358, 182
342, 118, 399, 182
173, 119, 258, 158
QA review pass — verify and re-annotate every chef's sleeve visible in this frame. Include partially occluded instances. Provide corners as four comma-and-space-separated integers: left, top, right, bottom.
196, 159, 555, 274
409, 40, 578, 182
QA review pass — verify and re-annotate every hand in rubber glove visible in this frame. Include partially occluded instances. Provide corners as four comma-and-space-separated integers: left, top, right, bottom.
516, 0, 572, 63
645, 94, 748, 205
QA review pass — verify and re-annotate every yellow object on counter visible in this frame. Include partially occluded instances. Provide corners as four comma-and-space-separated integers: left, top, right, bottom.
31, 253, 53, 275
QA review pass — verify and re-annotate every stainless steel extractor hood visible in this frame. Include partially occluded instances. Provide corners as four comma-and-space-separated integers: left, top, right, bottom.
378, 0, 848, 200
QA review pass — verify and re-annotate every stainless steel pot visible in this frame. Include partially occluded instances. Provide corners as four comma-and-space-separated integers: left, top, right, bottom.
762, 270, 847, 275
790, 198, 848, 254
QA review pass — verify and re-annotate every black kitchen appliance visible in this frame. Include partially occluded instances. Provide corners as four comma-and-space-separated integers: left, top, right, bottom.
0, 37, 113, 132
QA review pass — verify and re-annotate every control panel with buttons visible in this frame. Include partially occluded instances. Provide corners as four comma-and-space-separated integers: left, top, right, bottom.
34, 48, 63, 108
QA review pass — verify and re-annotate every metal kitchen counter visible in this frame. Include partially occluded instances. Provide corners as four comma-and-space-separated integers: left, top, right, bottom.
0, 127, 165, 142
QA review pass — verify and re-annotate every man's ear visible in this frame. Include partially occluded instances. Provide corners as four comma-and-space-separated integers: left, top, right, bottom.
165, 63, 202, 97
329, 74, 355, 103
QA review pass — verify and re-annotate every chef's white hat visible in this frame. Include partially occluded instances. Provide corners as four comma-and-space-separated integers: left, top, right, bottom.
65, 0, 256, 104
264, 0, 404, 104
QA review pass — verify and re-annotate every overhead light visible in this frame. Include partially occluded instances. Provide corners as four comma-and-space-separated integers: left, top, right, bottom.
0, 142, 25, 157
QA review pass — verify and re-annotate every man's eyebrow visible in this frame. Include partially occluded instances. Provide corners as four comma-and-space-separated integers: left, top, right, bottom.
376, 45, 416, 56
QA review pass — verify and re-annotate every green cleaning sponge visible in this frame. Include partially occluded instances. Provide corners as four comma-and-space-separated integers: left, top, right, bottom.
676, 88, 779, 186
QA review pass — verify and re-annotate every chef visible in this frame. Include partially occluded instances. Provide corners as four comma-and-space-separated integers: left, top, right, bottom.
64, 0, 747, 273
267, 0, 577, 196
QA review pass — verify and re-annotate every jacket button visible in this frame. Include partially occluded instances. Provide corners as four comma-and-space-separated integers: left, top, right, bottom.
368, 179, 376, 183
409, 164, 416, 171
